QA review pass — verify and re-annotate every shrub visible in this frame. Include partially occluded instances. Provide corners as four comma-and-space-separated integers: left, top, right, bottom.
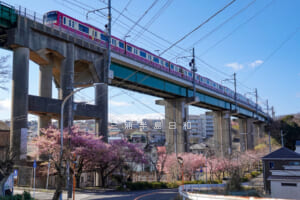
0, 191, 33, 200
241, 177, 249, 182
244, 173, 252, 180
225, 171, 242, 192
250, 171, 260, 178
122, 181, 171, 190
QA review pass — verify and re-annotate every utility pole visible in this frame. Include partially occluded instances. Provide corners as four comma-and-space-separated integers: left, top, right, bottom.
255, 88, 258, 118
281, 130, 284, 147
107, 0, 112, 76
233, 73, 237, 113
267, 100, 271, 153
189, 48, 197, 97
271, 106, 275, 119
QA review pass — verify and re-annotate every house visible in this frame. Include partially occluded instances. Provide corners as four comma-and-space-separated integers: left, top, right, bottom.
262, 146, 300, 198
189, 143, 208, 154
0, 121, 10, 160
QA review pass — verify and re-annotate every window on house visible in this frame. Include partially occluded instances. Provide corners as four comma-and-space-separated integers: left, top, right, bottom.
281, 183, 297, 187
269, 161, 274, 169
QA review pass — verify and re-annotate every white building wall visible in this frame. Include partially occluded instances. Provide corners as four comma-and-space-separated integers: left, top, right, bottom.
271, 181, 300, 199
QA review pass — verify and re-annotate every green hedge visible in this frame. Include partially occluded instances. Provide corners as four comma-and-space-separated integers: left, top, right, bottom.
118, 181, 179, 190
0, 191, 33, 200
118, 180, 223, 191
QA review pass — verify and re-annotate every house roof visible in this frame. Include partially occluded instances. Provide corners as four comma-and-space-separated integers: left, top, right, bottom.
0, 121, 9, 131
268, 175, 300, 181
262, 147, 300, 160
190, 143, 208, 150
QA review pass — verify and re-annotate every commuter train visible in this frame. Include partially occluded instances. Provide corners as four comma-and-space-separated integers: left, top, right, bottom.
43, 11, 262, 112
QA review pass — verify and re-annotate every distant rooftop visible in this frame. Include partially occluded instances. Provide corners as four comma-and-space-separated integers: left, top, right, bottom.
262, 147, 300, 160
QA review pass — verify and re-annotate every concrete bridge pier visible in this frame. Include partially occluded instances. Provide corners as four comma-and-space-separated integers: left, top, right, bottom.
95, 83, 108, 142
238, 118, 257, 151
10, 47, 30, 160
246, 119, 255, 150
60, 43, 75, 129
238, 118, 247, 152
156, 99, 188, 154
212, 111, 232, 157
37, 55, 54, 134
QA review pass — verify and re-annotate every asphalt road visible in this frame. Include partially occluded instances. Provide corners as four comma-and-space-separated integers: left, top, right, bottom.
15, 188, 179, 200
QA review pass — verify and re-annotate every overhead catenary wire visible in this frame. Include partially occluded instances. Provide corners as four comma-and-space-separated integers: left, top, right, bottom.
131, 0, 174, 42
97, 0, 236, 81
123, 0, 159, 39
172, 0, 257, 60
112, 0, 132, 26
242, 25, 300, 83
59, 0, 257, 107
159, 0, 237, 56
199, 0, 275, 56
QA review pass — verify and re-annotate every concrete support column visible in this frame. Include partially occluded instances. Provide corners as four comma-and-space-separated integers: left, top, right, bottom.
212, 111, 231, 157
238, 118, 247, 152
38, 63, 53, 134
95, 84, 108, 142
246, 119, 255, 150
10, 47, 30, 160
60, 43, 75, 129
157, 99, 188, 154
238, 118, 255, 151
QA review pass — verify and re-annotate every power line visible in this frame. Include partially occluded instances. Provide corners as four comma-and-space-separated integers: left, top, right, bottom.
199, 0, 275, 56
131, 0, 174, 42
123, 0, 159, 39
99, 0, 234, 81
61, 0, 253, 105
112, 0, 132, 26
159, 0, 237, 56
173, 0, 256, 60
243, 26, 300, 83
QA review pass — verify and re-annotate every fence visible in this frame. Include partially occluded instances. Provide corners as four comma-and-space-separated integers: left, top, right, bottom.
178, 184, 288, 200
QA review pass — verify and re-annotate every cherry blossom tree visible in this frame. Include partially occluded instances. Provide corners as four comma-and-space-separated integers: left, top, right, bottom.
163, 153, 205, 182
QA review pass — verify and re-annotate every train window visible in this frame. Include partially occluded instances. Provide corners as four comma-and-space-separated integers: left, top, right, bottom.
119, 42, 124, 48
188, 72, 192, 77
170, 64, 174, 70
101, 33, 107, 41
206, 79, 209, 84
153, 57, 159, 63
165, 62, 169, 68
94, 31, 97, 37
134, 48, 138, 55
63, 17, 66, 24
46, 12, 57, 23
140, 51, 146, 58
160, 60, 163, 65
200, 77, 203, 82
69, 20, 71, 27
111, 38, 116, 46
72, 21, 74, 28
147, 54, 152, 60
79, 24, 89, 33
127, 45, 132, 52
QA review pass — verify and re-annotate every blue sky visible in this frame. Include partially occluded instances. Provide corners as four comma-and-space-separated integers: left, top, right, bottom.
1, 0, 300, 121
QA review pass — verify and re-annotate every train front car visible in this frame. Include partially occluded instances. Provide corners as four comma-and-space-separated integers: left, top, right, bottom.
43, 11, 59, 25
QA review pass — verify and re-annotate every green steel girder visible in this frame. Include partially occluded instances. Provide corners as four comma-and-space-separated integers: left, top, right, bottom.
110, 62, 266, 121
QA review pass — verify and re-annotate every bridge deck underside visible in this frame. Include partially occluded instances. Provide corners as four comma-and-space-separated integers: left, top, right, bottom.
110, 62, 266, 121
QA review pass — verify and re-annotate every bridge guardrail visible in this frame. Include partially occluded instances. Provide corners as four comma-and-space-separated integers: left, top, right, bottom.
178, 184, 289, 200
